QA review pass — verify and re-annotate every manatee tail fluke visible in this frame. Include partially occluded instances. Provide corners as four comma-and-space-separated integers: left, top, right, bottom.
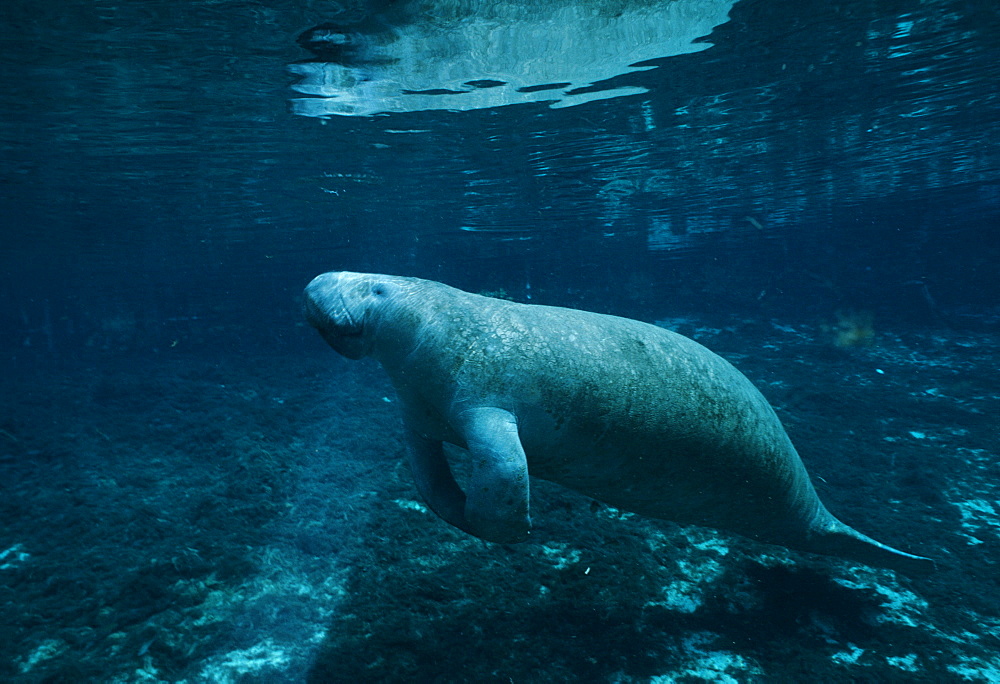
806, 518, 936, 576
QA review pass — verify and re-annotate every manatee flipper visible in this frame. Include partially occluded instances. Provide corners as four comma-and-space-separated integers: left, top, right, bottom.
405, 430, 468, 530
405, 408, 530, 543
458, 407, 531, 543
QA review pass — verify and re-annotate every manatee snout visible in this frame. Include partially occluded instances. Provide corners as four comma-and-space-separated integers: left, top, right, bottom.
304, 272, 368, 359
303, 273, 340, 327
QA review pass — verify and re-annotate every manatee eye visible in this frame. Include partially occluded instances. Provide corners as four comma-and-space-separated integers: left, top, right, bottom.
372, 283, 387, 297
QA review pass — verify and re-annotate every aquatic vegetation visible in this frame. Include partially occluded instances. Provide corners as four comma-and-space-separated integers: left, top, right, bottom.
828, 309, 876, 348
476, 288, 515, 301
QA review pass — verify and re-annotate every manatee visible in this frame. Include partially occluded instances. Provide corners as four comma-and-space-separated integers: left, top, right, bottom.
304, 271, 933, 574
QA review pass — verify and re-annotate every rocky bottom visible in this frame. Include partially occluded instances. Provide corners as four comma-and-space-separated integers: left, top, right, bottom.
1, 316, 997, 682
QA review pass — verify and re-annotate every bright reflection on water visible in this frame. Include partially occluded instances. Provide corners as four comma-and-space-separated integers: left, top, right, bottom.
289, 0, 736, 116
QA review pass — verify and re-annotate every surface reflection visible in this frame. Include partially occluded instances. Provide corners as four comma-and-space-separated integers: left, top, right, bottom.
289, 0, 737, 117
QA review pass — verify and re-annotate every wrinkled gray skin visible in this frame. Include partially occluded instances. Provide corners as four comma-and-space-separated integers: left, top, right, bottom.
304, 271, 933, 574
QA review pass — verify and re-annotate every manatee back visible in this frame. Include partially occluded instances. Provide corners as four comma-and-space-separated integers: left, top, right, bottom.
432, 303, 819, 535
385, 287, 932, 572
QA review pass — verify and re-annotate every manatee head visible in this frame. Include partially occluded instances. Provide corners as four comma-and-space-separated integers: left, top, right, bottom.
304, 271, 406, 359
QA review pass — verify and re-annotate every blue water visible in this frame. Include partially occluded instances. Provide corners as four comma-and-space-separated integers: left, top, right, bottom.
1, 0, 998, 681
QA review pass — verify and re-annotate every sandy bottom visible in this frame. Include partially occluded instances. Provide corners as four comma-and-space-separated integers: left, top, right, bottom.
1, 316, 998, 683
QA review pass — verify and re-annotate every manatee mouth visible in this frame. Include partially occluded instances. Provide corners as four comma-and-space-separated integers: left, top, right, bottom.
304, 287, 360, 334
303, 278, 369, 359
